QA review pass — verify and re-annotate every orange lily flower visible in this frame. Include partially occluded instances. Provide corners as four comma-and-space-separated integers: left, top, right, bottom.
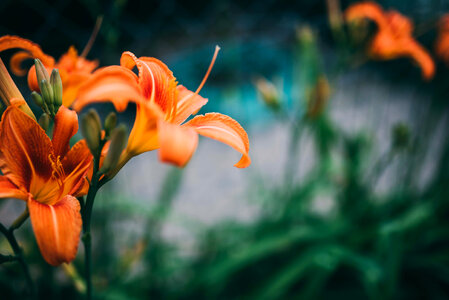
435, 14, 449, 64
345, 1, 435, 80
74, 47, 250, 169
0, 99, 92, 265
0, 35, 98, 107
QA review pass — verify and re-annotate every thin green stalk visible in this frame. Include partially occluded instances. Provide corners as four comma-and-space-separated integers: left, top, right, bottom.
82, 151, 101, 300
0, 211, 35, 298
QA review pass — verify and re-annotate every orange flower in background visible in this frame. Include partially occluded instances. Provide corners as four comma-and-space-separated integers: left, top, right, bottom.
345, 1, 435, 80
0, 35, 98, 107
435, 14, 449, 64
75, 47, 251, 169
0, 99, 92, 265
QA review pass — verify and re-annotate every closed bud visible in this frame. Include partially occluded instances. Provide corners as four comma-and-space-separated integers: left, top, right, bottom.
50, 69, 63, 109
34, 59, 50, 85
104, 112, 117, 137
100, 124, 127, 173
38, 113, 50, 131
39, 79, 54, 114
254, 77, 281, 110
81, 109, 102, 155
306, 76, 330, 119
31, 91, 43, 107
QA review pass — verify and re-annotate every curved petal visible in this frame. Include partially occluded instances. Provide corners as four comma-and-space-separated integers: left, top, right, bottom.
61, 140, 93, 196
10, 51, 33, 76
404, 40, 435, 80
126, 102, 164, 156
0, 176, 27, 200
0, 102, 53, 190
158, 120, 198, 167
172, 85, 208, 125
0, 35, 55, 75
121, 52, 178, 113
52, 106, 79, 158
28, 195, 82, 266
345, 1, 388, 30
74, 65, 145, 112
184, 113, 251, 168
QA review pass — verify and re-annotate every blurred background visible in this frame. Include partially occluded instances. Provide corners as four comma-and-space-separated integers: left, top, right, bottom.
1, 0, 449, 299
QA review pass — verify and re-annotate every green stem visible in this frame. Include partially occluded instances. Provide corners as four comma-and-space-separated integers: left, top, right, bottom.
0, 214, 36, 298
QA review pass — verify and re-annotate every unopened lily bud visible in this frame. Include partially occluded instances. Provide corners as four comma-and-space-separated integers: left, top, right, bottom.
39, 79, 54, 114
307, 76, 330, 118
50, 69, 63, 109
34, 59, 50, 85
81, 109, 102, 155
31, 91, 43, 107
254, 77, 281, 110
104, 112, 117, 138
38, 113, 50, 131
100, 124, 127, 173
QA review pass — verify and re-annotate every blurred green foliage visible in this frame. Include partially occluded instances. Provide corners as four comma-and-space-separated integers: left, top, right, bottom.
1, 1, 449, 299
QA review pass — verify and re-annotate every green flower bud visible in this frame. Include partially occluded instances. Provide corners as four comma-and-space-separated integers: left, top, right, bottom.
100, 124, 127, 174
38, 113, 50, 131
34, 59, 50, 85
81, 109, 102, 155
39, 79, 54, 115
31, 91, 43, 107
50, 69, 63, 109
392, 123, 410, 150
104, 112, 117, 137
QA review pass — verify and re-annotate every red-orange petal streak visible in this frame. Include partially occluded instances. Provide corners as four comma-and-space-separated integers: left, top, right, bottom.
0, 176, 27, 200
184, 113, 251, 168
28, 195, 82, 266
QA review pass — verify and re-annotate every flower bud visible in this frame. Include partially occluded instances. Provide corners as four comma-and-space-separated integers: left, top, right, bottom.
50, 69, 63, 109
307, 76, 330, 119
39, 79, 55, 114
254, 77, 281, 110
104, 112, 117, 138
34, 59, 50, 85
100, 124, 127, 174
81, 109, 102, 155
31, 91, 43, 107
38, 113, 50, 131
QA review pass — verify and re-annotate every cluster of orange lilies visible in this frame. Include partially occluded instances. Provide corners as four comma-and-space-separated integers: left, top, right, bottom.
0, 35, 250, 266
345, 1, 449, 80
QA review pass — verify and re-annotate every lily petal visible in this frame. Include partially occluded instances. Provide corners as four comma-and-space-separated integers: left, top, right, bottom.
0, 102, 53, 190
10, 51, 34, 76
184, 113, 251, 168
52, 106, 79, 158
345, 1, 388, 29
172, 85, 208, 125
0, 35, 55, 75
0, 176, 27, 200
158, 120, 198, 167
121, 52, 178, 112
126, 102, 164, 156
403, 40, 435, 80
74, 65, 145, 112
28, 195, 82, 266
61, 140, 93, 196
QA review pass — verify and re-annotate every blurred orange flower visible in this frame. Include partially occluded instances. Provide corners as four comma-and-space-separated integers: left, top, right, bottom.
0, 35, 98, 107
435, 14, 449, 64
0, 100, 92, 265
345, 1, 435, 80
75, 47, 250, 169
